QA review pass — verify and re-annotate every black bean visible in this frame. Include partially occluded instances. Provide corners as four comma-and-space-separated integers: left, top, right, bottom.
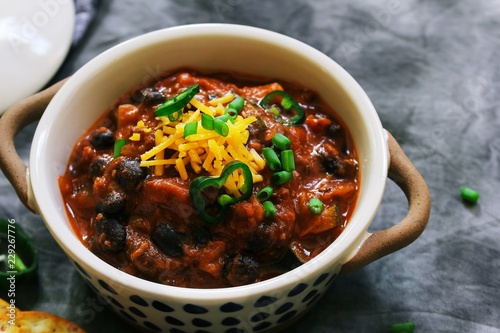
132, 88, 165, 106
90, 127, 114, 148
151, 224, 184, 257
208, 93, 219, 100
321, 155, 357, 178
89, 156, 110, 178
95, 214, 126, 252
145, 91, 165, 105
132, 90, 145, 103
321, 155, 340, 175
95, 191, 126, 216
191, 226, 211, 244
247, 223, 272, 253
224, 254, 260, 286
115, 158, 147, 190
326, 123, 341, 136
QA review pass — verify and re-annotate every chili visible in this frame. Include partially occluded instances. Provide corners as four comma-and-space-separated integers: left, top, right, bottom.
59, 70, 360, 288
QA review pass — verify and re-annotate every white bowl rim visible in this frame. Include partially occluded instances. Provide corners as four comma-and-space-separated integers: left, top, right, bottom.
30, 23, 388, 301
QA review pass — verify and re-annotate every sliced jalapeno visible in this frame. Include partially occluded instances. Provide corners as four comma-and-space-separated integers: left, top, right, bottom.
189, 161, 254, 224
260, 90, 306, 125
154, 84, 200, 117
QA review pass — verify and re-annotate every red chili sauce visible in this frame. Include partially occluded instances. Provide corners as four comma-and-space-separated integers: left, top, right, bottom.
58, 70, 359, 288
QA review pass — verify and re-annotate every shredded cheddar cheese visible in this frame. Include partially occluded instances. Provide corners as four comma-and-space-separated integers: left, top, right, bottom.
189, 98, 215, 116
138, 95, 265, 194
129, 133, 141, 141
208, 93, 234, 106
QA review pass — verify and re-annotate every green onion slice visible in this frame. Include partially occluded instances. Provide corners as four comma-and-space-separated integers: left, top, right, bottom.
272, 133, 291, 150
183, 121, 198, 138
217, 114, 234, 124
262, 147, 282, 171
214, 118, 229, 137
201, 113, 214, 130
263, 201, 277, 219
390, 322, 415, 333
217, 194, 233, 207
460, 186, 480, 204
281, 150, 295, 172
309, 197, 323, 215
270, 106, 280, 116
257, 186, 273, 201
224, 108, 239, 120
272, 170, 292, 185
228, 96, 245, 111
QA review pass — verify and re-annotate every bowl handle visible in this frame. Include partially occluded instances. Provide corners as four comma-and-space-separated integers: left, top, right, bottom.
339, 130, 431, 274
0, 78, 69, 213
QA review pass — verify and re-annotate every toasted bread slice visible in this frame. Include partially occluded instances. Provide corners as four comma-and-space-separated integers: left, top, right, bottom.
0, 299, 85, 333
0, 298, 19, 326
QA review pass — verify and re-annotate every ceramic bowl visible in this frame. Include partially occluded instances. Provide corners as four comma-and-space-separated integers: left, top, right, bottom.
0, 24, 430, 333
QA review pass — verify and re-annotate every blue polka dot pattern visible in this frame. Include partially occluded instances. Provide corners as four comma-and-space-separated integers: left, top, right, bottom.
277, 310, 297, 324
250, 312, 270, 322
130, 295, 148, 307
302, 289, 318, 303
166, 316, 185, 326
288, 283, 308, 297
184, 304, 208, 314
253, 321, 272, 331
97, 279, 117, 295
313, 273, 329, 286
192, 318, 212, 327
73, 262, 92, 279
170, 329, 186, 333
129, 306, 146, 318
326, 273, 337, 286
87, 281, 99, 294
82, 269, 338, 332
220, 302, 243, 312
254, 296, 277, 307
144, 321, 162, 332
224, 328, 245, 333
107, 296, 123, 309
152, 300, 175, 312
307, 293, 321, 306
221, 317, 240, 326
275, 302, 293, 315
119, 310, 136, 322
